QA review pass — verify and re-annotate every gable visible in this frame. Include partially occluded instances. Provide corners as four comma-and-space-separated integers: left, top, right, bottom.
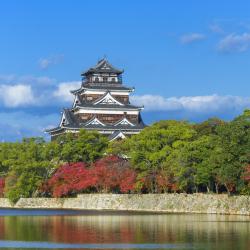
85, 117, 106, 126
93, 92, 124, 106
114, 117, 135, 126
100, 61, 111, 70
72, 95, 81, 108
110, 131, 126, 141
59, 112, 68, 127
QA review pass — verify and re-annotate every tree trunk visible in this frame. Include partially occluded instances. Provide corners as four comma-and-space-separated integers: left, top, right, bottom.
215, 183, 219, 194
224, 184, 231, 195
206, 185, 210, 193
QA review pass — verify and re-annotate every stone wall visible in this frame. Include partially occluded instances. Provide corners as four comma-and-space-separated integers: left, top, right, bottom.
0, 194, 249, 215
0, 198, 12, 208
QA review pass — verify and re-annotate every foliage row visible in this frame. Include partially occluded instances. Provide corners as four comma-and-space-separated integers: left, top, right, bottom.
0, 111, 250, 202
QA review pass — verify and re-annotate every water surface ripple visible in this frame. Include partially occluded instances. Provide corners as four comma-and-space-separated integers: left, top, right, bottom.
0, 209, 249, 250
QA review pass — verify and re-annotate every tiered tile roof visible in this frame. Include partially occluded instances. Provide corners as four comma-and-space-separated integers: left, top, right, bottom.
46, 58, 145, 140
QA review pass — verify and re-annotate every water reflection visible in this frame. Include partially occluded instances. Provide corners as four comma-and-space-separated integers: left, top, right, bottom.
0, 209, 249, 249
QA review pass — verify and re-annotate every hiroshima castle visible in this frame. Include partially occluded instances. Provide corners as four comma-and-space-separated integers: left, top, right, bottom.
47, 59, 146, 140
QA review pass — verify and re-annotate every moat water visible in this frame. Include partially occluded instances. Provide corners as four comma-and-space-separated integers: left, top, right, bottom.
0, 209, 249, 250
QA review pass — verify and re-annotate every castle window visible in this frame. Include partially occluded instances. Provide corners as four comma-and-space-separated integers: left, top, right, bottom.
103, 77, 108, 82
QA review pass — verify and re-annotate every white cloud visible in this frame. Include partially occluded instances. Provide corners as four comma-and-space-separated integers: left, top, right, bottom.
0, 76, 81, 108
131, 94, 250, 113
38, 54, 64, 69
0, 84, 35, 107
131, 95, 182, 110
53, 81, 81, 102
180, 33, 206, 44
217, 33, 250, 52
1, 77, 249, 116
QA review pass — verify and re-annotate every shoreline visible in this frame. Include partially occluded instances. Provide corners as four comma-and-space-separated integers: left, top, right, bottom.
0, 193, 250, 216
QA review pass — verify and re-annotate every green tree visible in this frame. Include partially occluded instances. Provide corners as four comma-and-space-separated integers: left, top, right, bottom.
57, 129, 108, 163
169, 135, 220, 193
214, 110, 250, 194
2, 138, 53, 202
5, 161, 52, 203
193, 117, 225, 136
109, 120, 196, 192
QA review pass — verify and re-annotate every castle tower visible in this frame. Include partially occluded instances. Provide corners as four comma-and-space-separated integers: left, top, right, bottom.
46, 59, 145, 140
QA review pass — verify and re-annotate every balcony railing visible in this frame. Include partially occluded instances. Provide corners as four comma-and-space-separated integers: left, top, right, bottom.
82, 75, 123, 84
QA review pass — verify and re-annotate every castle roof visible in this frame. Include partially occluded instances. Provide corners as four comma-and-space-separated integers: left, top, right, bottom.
63, 108, 77, 125
108, 131, 126, 141
74, 103, 143, 111
46, 118, 145, 133
71, 84, 134, 94
81, 58, 123, 76
71, 91, 143, 110
46, 58, 145, 140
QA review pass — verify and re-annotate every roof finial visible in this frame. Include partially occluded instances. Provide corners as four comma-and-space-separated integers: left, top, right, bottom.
103, 54, 107, 60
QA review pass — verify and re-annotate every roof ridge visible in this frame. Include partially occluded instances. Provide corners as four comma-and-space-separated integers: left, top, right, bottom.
81, 59, 123, 76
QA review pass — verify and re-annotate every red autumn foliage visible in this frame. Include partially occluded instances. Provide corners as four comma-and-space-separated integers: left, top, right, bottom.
92, 156, 136, 193
41, 162, 92, 197
0, 178, 5, 198
138, 171, 179, 193
156, 171, 178, 193
41, 156, 137, 198
224, 182, 236, 194
242, 164, 250, 184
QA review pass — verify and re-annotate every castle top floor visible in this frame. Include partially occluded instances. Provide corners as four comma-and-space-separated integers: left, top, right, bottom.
81, 58, 124, 85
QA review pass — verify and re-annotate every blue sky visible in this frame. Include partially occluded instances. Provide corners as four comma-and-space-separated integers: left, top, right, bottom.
1, 0, 250, 141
